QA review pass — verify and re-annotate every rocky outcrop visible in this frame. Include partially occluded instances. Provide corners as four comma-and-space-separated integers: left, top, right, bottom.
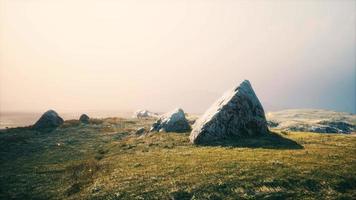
133, 110, 159, 118
150, 108, 190, 132
266, 109, 355, 134
190, 80, 269, 144
317, 120, 354, 133
79, 114, 90, 124
33, 110, 64, 129
267, 120, 279, 128
281, 121, 354, 134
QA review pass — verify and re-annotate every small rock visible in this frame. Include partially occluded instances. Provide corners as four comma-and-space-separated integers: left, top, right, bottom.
79, 114, 90, 124
134, 127, 146, 135
91, 186, 101, 193
150, 108, 191, 133
267, 120, 279, 128
133, 163, 142, 167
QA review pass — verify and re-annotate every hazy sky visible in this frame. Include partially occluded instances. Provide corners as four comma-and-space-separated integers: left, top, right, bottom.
1, 0, 355, 114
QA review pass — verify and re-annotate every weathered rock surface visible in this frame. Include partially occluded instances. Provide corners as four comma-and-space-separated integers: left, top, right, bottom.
79, 114, 90, 124
33, 110, 64, 129
150, 108, 190, 132
133, 110, 159, 118
190, 80, 269, 144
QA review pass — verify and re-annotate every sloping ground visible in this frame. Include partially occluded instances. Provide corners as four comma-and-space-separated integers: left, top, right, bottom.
0, 118, 355, 199
267, 109, 356, 133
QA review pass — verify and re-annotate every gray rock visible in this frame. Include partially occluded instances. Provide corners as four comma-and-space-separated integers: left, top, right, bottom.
133, 110, 159, 118
266, 109, 355, 134
283, 124, 347, 134
284, 125, 308, 132
134, 127, 146, 135
292, 125, 339, 133
150, 108, 191, 132
33, 110, 64, 129
267, 120, 279, 128
317, 120, 354, 133
273, 120, 354, 134
190, 80, 269, 144
309, 125, 339, 133
79, 114, 90, 124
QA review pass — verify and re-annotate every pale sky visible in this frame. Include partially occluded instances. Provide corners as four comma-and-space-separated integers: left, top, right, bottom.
0, 0, 355, 114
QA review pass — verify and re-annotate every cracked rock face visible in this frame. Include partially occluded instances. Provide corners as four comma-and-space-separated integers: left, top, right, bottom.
190, 80, 269, 144
150, 108, 191, 133
33, 110, 64, 129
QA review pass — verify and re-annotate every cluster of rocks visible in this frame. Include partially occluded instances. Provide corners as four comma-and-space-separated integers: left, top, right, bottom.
267, 120, 279, 128
32, 80, 270, 146
144, 80, 269, 145
133, 110, 159, 118
33, 111, 91, 130
266, 109, 355, 134
33, 80, 352, 145
269, 120, 355, 134
317, 120, 354, 133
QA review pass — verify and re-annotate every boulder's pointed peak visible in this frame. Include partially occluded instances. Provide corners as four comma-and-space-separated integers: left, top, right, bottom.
162, 108, 186, 121
176, 108, 184, 112
241, 79, 251, 86
44, 109, 59, 116
234, 79, 252, 91
171, 108, 184, 114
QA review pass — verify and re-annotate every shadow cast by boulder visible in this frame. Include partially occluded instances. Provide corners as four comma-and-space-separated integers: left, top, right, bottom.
197, 131, 303, 150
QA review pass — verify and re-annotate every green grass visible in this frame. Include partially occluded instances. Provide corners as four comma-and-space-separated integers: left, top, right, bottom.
0, 118, 355, 200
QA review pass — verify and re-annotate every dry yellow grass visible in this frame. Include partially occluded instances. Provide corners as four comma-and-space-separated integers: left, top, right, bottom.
0, 118, 355, 199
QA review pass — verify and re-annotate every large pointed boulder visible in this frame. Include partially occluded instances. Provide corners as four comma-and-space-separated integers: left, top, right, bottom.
33, 110, 64, 129
150, 108, 191, 132
190, 80, 269, 144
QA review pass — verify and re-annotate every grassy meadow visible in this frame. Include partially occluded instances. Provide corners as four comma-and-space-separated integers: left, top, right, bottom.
0, 118, 355, 200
